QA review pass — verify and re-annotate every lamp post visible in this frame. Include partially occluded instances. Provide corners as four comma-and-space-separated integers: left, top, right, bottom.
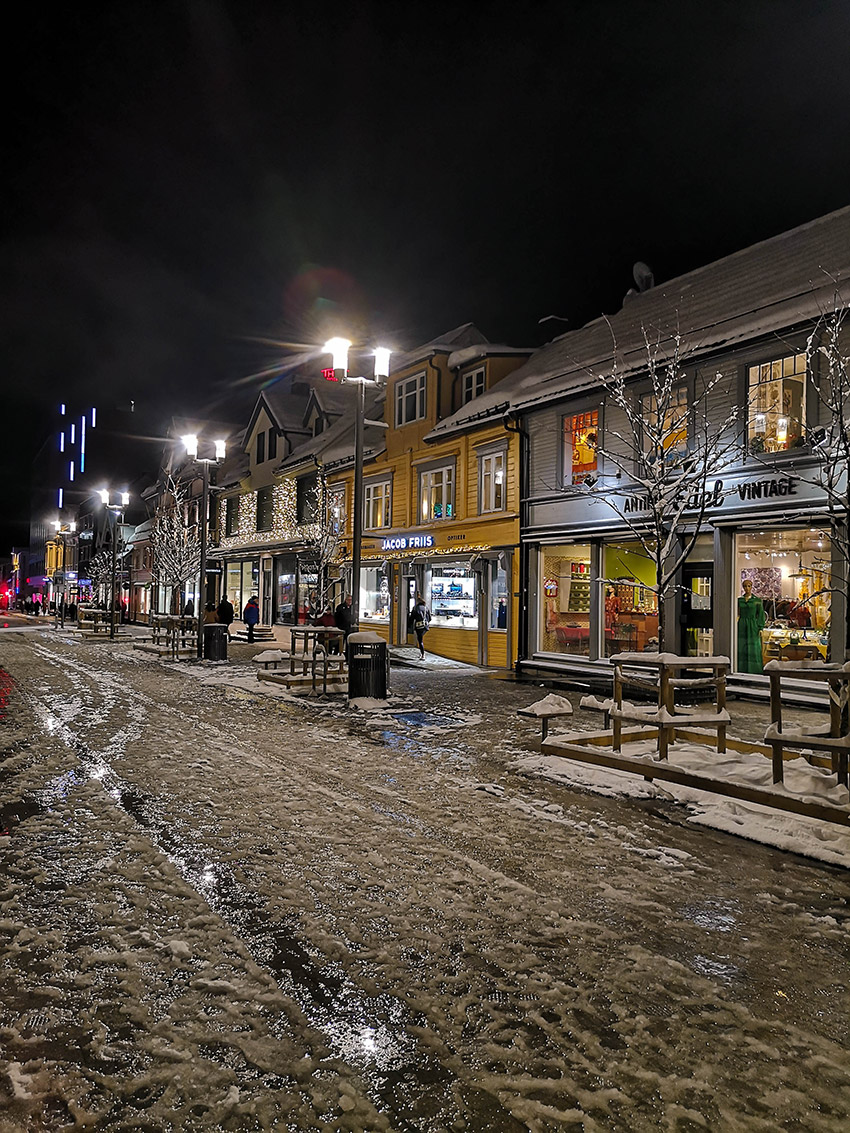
51, 520, 77, 628
181, 433, 227, 659
99, 490, 130, 640
323, 340, 391, 628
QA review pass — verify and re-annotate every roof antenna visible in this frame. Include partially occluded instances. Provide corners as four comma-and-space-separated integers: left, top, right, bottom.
538, 314, 569, 325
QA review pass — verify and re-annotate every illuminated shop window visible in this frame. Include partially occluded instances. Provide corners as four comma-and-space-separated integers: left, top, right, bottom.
748, 353, 806, 453
641, 388, 688, 454
563, 411, 599, 485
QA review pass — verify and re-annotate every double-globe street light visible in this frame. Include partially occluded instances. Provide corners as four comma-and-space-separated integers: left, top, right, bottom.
323, 340, 391, 629
181, 433, 227, 659
99, 490, 130, 640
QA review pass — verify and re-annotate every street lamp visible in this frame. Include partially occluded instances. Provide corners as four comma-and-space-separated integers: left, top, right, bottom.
322, 339, 391, 628
50, 520, 77, 627
99, 490, 130, 640
181, 433, 227, 659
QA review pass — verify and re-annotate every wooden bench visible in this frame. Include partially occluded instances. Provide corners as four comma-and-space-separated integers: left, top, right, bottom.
517, 694, 574, 740
764, 660, 850, 786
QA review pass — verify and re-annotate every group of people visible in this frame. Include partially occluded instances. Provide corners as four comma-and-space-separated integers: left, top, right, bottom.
191, 589, 433, 657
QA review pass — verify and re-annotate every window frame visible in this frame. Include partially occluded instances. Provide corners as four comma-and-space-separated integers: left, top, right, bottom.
561, 408, 600, 487
327, 485, 346, 535
256, 486, 274, 532
225, 496, 239, 536
640, 385, 689, 456
394, 371, 427, 427
462, 366, 486, 405
296, 473, 318, 523
268, 428, 277, 461
419, 463, 455, 522
363, 479, 392, 530
746, 349, 808, 456
478, 449, 506, 514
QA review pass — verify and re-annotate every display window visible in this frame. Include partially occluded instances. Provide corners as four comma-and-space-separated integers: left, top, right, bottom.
360, 566, 390, 623
225, 562, 242, 615
275, 567, 296, 623
748, 353, 806, 453
603, 542, 659, 655
298, 568, 319, 624
427, 563, 477, 628
734, 527, 830, 672
539, 545, 592, 655
241, 560, 259, 615
489, 559, 508, 630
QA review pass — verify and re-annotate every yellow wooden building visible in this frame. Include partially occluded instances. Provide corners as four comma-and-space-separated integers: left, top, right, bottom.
327, 324, 530, 668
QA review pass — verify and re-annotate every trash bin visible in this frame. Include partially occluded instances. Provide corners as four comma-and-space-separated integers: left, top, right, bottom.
347, 630, 388, 699
203, 623, 228, 661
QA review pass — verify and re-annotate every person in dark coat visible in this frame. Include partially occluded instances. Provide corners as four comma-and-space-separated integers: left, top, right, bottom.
411, 593, 431, 660
217, 595, 235, 638
183, 598, 195, 617
243, 595, 260, 643
334, 594, 354, 641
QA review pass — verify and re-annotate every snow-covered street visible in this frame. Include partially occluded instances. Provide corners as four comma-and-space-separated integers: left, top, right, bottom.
1, 629, 848, 1131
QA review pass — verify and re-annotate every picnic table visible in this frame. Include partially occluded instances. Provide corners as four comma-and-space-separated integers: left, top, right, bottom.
287, 626, 345, 674
78, 608, 111, 633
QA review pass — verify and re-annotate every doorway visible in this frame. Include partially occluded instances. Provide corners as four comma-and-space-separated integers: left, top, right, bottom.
401, 575, 417, 645
681, 562, 714, 657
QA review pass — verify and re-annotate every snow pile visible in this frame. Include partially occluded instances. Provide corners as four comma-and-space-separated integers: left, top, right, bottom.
518, 692, 573, 716
517, 738, 850, 867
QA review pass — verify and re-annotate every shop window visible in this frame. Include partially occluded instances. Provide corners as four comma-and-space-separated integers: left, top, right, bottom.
603, 543, 659, 656
479, 451, 505, 513
462, 367, 486, 405
427, 564, 477, 628
748, 352, 806, 453
225, 562, 242, 615
268, 428, 277, 460
364, 480, 391, 529
734, 527, 830, 673
489, 559, 508, 630
256, 486, 273, 532
420, 466, 454, 521
298, 567, 319, 624
297, 473, 318, 523
256, 431, 265, 464
563, 411, 599, 485
360, 566, 390, 623
241, 560, 259, 615
225, 496, 238, 536
328, 487, 345, 535
395, 371, 427, 426
539, 546, 592, 656
641, 388, 688, 454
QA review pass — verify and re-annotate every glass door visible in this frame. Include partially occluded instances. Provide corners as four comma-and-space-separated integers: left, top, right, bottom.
682, 563, 714, 657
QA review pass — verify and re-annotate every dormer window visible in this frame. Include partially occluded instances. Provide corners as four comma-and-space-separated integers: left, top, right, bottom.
268, 428, 277, 460
256, 432, 265, 464
462, 366, 486, 405
395, 372, 426, 427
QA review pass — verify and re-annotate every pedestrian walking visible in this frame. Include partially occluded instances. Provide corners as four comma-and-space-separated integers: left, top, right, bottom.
183, 598, 195, 617
411, 593, 431, 660
203, 601, 218, 625
216, 594, 235, 638
243, 595, 260, 643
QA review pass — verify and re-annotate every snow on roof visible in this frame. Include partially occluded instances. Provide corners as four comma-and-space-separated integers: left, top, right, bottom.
388, 323, 491, 373
429, 205, 850, 439
446, 343, 533, 370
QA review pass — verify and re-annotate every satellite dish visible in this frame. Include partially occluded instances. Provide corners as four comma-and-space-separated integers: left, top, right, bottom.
633, 262, 654, 292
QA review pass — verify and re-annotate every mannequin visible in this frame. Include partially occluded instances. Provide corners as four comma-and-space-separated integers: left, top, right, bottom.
737, 578, 766, 673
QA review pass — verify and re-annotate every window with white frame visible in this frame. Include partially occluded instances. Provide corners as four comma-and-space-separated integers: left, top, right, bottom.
327, 486, 345, 535
748, 351, 806, 453
462, 366, 486, 405
395, 371, 426, 426
364, 480, 391, 529
420, 465, 454, 521
479, 450, 506, 513
641, 387, 688, 454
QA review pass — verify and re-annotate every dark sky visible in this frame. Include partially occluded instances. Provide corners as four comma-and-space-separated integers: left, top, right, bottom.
3, 0, 850, 548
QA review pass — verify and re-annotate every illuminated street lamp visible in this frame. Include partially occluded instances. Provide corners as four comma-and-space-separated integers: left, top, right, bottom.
322, 340, 391, 627
99, 490, 130, 640
181, 433, 227, 659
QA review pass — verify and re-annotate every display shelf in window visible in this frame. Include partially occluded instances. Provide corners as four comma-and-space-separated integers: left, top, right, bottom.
566, 560, 591, 612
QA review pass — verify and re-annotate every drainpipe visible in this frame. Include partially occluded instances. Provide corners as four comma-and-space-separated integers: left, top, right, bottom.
504, 410, 530, 670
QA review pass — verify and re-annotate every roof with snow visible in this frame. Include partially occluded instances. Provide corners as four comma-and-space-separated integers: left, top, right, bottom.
388, 322, 492, 373
274, 389, 387, 476
427, 205, 850, 440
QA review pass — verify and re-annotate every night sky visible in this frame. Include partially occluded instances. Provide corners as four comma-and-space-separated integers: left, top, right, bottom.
3, 0, 850, 549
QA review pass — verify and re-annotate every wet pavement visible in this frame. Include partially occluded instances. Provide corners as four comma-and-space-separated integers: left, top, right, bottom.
0, 628, 848, 1131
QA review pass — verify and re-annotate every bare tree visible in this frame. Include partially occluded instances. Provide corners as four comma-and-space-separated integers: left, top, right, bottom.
87, 549, 113, 604
300, 472, 343, 616
584, 323, 741, 653
150, 477, 201, 614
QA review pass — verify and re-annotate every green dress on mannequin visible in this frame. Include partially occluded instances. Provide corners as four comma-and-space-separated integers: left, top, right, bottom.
737, 580, 766, 673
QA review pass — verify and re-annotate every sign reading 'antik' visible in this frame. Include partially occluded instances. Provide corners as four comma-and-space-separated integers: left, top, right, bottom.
622, 475, 800, 515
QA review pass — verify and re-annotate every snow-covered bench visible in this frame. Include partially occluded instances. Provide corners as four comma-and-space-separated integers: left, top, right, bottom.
517, 693, 573, 740
252, 649, 288, 670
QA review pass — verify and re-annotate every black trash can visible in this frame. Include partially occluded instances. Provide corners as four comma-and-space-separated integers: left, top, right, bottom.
347, 631, 388, 699
203, 623, 228, 661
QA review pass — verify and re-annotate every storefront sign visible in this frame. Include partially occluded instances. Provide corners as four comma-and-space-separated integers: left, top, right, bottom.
381, 532, 435, 551
622, 476, 799, 515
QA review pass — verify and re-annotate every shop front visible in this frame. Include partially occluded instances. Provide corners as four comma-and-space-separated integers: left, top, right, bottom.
524, 466, 843, 688
355, 523, 518, 668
